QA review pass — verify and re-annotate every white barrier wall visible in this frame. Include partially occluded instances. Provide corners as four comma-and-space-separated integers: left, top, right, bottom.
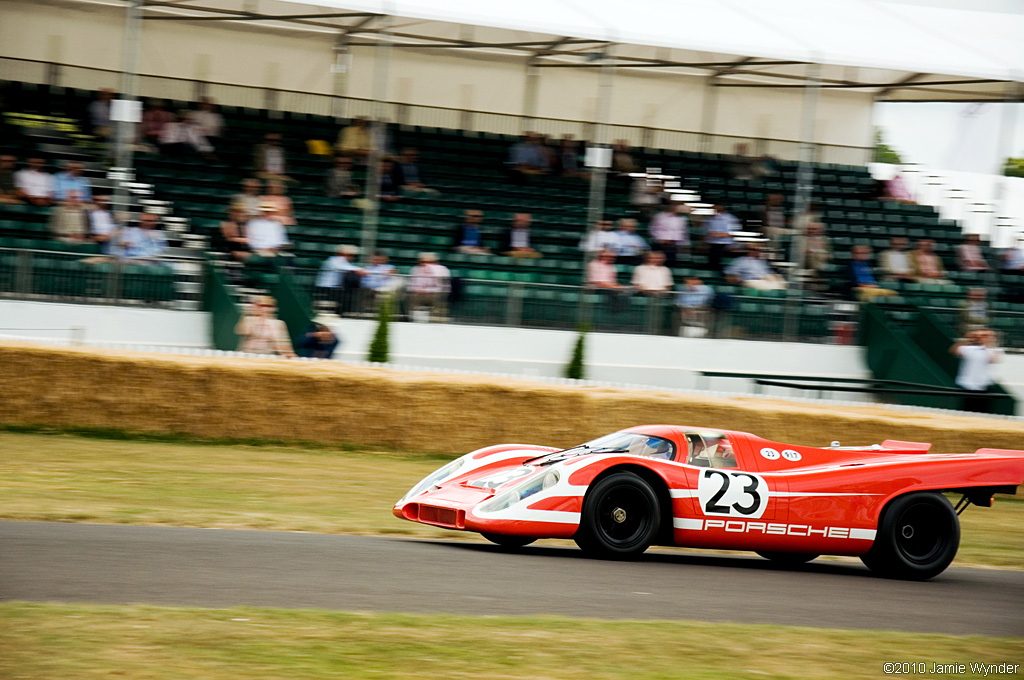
0, 300, 209, 346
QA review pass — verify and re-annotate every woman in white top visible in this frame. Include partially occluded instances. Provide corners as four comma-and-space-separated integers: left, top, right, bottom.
235, 296, 295, 357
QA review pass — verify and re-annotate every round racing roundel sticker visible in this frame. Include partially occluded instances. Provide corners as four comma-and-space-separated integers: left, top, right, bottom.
759, 447, 780, 460
781, 449, 802, 461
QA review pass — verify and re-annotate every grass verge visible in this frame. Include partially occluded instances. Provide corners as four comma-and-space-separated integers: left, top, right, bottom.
0, 431, 1020, 568
1, 602, 1021, 680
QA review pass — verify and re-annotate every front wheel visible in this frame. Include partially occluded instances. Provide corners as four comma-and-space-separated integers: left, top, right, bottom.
481, 533, 536, 548
756, 551, 819, 565
860, 492, 960, 581
575, 472, 660, 559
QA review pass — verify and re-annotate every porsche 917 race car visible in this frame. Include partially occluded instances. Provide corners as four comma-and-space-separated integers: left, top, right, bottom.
394, 425, 1024, 580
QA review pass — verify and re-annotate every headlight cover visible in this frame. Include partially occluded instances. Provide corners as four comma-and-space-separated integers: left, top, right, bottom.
477, 469, 560, 513
398, 456, 467, 504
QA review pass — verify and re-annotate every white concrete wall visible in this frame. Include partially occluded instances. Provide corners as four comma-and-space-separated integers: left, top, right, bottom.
0, 300, 209, 346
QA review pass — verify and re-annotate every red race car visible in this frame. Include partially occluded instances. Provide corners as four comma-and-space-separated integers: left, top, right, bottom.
394, 425, 1024, 580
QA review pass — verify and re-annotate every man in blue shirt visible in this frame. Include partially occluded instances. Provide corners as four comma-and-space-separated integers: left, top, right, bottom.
53, 161, 93, 203
110, 212, 167, 262
613, 218, 648, 266
704, 204, 740, 271
315, 244, 364, 315
845, 245, 896, 302
453, 209, 489, 254
507, 133, 549, 183
725, 244, 787, 291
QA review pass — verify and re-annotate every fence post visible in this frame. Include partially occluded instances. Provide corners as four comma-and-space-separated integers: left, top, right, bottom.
15, 250, 32, 295
506, 281, 523, 327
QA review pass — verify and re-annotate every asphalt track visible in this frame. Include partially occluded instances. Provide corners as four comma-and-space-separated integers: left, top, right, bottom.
1, 521, 1021, 636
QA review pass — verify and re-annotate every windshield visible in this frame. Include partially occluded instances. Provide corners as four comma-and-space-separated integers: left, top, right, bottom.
568, 432, 676, 460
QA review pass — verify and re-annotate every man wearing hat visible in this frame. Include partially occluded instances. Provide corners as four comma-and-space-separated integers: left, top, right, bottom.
245, 203, 290, 256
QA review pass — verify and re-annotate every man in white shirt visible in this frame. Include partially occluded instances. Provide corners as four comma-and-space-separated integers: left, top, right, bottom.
192, 97, 224, 145
879, 237, 915, 282
160, 111, 213, 157
315, 244, 364, 315
245, 204, 289, 255
648, 203, 689, 266
579, 220, 619, 254
951, 328, 1003, 413
632, 251, 673, 296
407, 252, 451, 322
14, 157, 54, 206
88, 194, 118, 247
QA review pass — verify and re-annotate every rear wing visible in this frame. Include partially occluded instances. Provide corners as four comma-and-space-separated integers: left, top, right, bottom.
881, 440, 932, 451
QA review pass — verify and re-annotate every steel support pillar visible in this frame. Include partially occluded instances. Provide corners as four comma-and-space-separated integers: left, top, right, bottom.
521, 60, 541, 134
112, 0, 144, 215
360, 12, 393, 265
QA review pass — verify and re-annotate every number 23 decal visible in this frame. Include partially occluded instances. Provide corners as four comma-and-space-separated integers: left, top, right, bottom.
697, 469, 768, 519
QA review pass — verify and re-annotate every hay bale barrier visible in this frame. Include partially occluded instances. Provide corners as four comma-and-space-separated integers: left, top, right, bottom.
2, 341, 1023, 453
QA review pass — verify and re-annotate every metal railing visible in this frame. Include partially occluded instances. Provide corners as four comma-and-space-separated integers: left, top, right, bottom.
1, 55, 871, 166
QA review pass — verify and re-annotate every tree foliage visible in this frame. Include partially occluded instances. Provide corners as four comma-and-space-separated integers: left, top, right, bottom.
1003, 157, 1024, 178
564, 326, 588, 380
367, 295, 391, 363
872, 128, 903, 165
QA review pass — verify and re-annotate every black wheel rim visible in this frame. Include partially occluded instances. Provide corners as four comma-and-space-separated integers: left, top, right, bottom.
596, 484, 653, 548
894, 502, 947, 564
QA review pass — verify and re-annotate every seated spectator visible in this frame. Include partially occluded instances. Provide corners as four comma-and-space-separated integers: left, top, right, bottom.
253, 133, 291, 182
725, 244, 787, 291
159, 111, 214, 157
911, 239, 950, 284
792, 201, 822, 235
1000, 242, 1024, 272
363, 252, 397, 306
141, 100, 174, 143
453, 209, 489, 254
298, 320, 339, 360
377, 159, 402, 202
235, 295, 295, 358
0, 155, 19, 203
87, 194, 118, 247
406, 252, 451, 322
192, 97, 224, 147
500, 213, 540, 258
245, 204, 289, 256
54, 161, 93, 203
586, 249, 622, 289
879, 237, 915, 283
315, 244, 364, 315
507, 132, 549, 182
232, 178, 262, 219
261, 180, 295, 226
612, 218, 648, 266
396, 148, 437, 195
676, 276, 714, 336
649, 203, 689, 266
14, 157, 53, 206
705, 204, 741, 271
957, 234, 990, 272
579, 220, 619, 255
110, 212, 168, 262
803, 221, 832, 284
959, 287, 990, 335
88, 88, 115, 140
336, 116, 372, 160
611, 140, 638, 174
215, 205, 250, 262
556, 135, 584, 177
48, 190, 89, 242
845, 245, 895, 302
325, 155, 360, 199
632, 251, 673, 296
884, 173, 915, 204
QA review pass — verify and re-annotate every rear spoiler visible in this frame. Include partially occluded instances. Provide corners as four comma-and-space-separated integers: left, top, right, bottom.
882, 440, 932, 451
974, 448, 1024, 456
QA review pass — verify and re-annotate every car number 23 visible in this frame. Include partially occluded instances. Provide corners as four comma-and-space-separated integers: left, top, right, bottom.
697, 469, 768, 519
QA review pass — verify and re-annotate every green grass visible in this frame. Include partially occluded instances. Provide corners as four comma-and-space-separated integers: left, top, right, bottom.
1, 602, 1021, 680
0, 431, 1021, 568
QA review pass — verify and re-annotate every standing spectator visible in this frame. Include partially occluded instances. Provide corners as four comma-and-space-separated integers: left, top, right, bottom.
253, 133, 291, 182
879, 237, 915, 283
845, 245, 895, 302
579, 220, 619, 255
676, 276, 714, 335
396, 148, 436, 194
261, 180, 295, 226
757, 193, 790, 249
215, 205, 250, 262
231, 178, 262, 219
14, 157, 53, 206
586, 249, 622, 290
159, 111, 214, 157
802, 221, 832, 287
336, 116, 372, 160
192, 97, 224, 147
453, 209, 489, 254
612, 218, 648, 266
630, 176, 663, 218
725, 244, 787, 291
507, 132, 549, 182
951, 328, 1002, 413
911, 239, 949, 284
957, 234, 990, 272
314, 245, 364, 315
53, 161, 93, 203
499, 213, 540, 258
110, 212, 168, 262
959, 288, 990, 335
648, 203, 689, 266
632, 251, 673, 296
235, 296, 295, 358
705, 204, 740, 271
0, 155, 19, 203
557, 135, 584, 177
245, 204, 289, 256
88, 89, 115, 140
406, 253, 451, 322
48, 190, 88, 242
325, 155, 360, 199
611, 140, 638, 174
87, 194, 119, 247
141, 100, 174, 143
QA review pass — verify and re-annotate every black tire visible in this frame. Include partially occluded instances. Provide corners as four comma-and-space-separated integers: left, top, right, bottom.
575, 471, 660, 559
756, 551, 819, 565
860, 492, 960, 581
481, 533, 536, 548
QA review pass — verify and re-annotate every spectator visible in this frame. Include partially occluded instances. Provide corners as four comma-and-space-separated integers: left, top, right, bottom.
731, 143, 757, 181
957, 234, 990, 272
507, 132, 549, 182
314, 244, 364, 315
792, 201, 823, 235
884, 173, 915, 204
377, 159, 402, 202
880, 237, 916, 283
630, 176, 662, 218
845, 245, 895, 302
14, 157, 53, 206
159, 111, 214, 158
325, 155, 360, 199
87, 194, 118, 246
235, 295, 295, 358
298, 321, 339, 359
757, 193, 790, 247
406, 252, 451, 322
803, 221, 832, 284
1000, 241, 1024, 272
676, 276, 714, 335
192, 97, 224, 147
556, 135, 584, 177
959, 287, 990, 335
396, 148, 437, 195
231, 178, 262, 219
632, 251, 673, 296
499, 213, 540, 258
951, 328, 1002, 413
215, 205, 250, 262
245, 204, 289, 256
648, 203, 689, 265
705, 204, 741, 271
261, 180, 295, 226
48, 190, 89, 242
453, 209, 489, 254
336, 116, 372, 160
53, 161, 93, 203
725, 244, 787, 291
612, 218, 648, 266
110, 212, 168, 262
88, 88, 115, 139
586, 249, 622, 290
911, 239, 949, 284
253, 133, 291, 182
611, 140, 638, 174
141, 100, 174, 143
0, 155, 19, 203
579, 220, 619, 255
363, 251, 397, 298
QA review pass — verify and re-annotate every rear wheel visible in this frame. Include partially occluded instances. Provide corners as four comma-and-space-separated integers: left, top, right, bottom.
575, 472, 660, 559
860, 492, 960, 581
481, 533, 536, 548
756, 551, 819, 565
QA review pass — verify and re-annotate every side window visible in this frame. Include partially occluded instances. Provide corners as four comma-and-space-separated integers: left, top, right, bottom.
707, 435, 738, 468
687, 433, 738, 468
686, 434, 709, 467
